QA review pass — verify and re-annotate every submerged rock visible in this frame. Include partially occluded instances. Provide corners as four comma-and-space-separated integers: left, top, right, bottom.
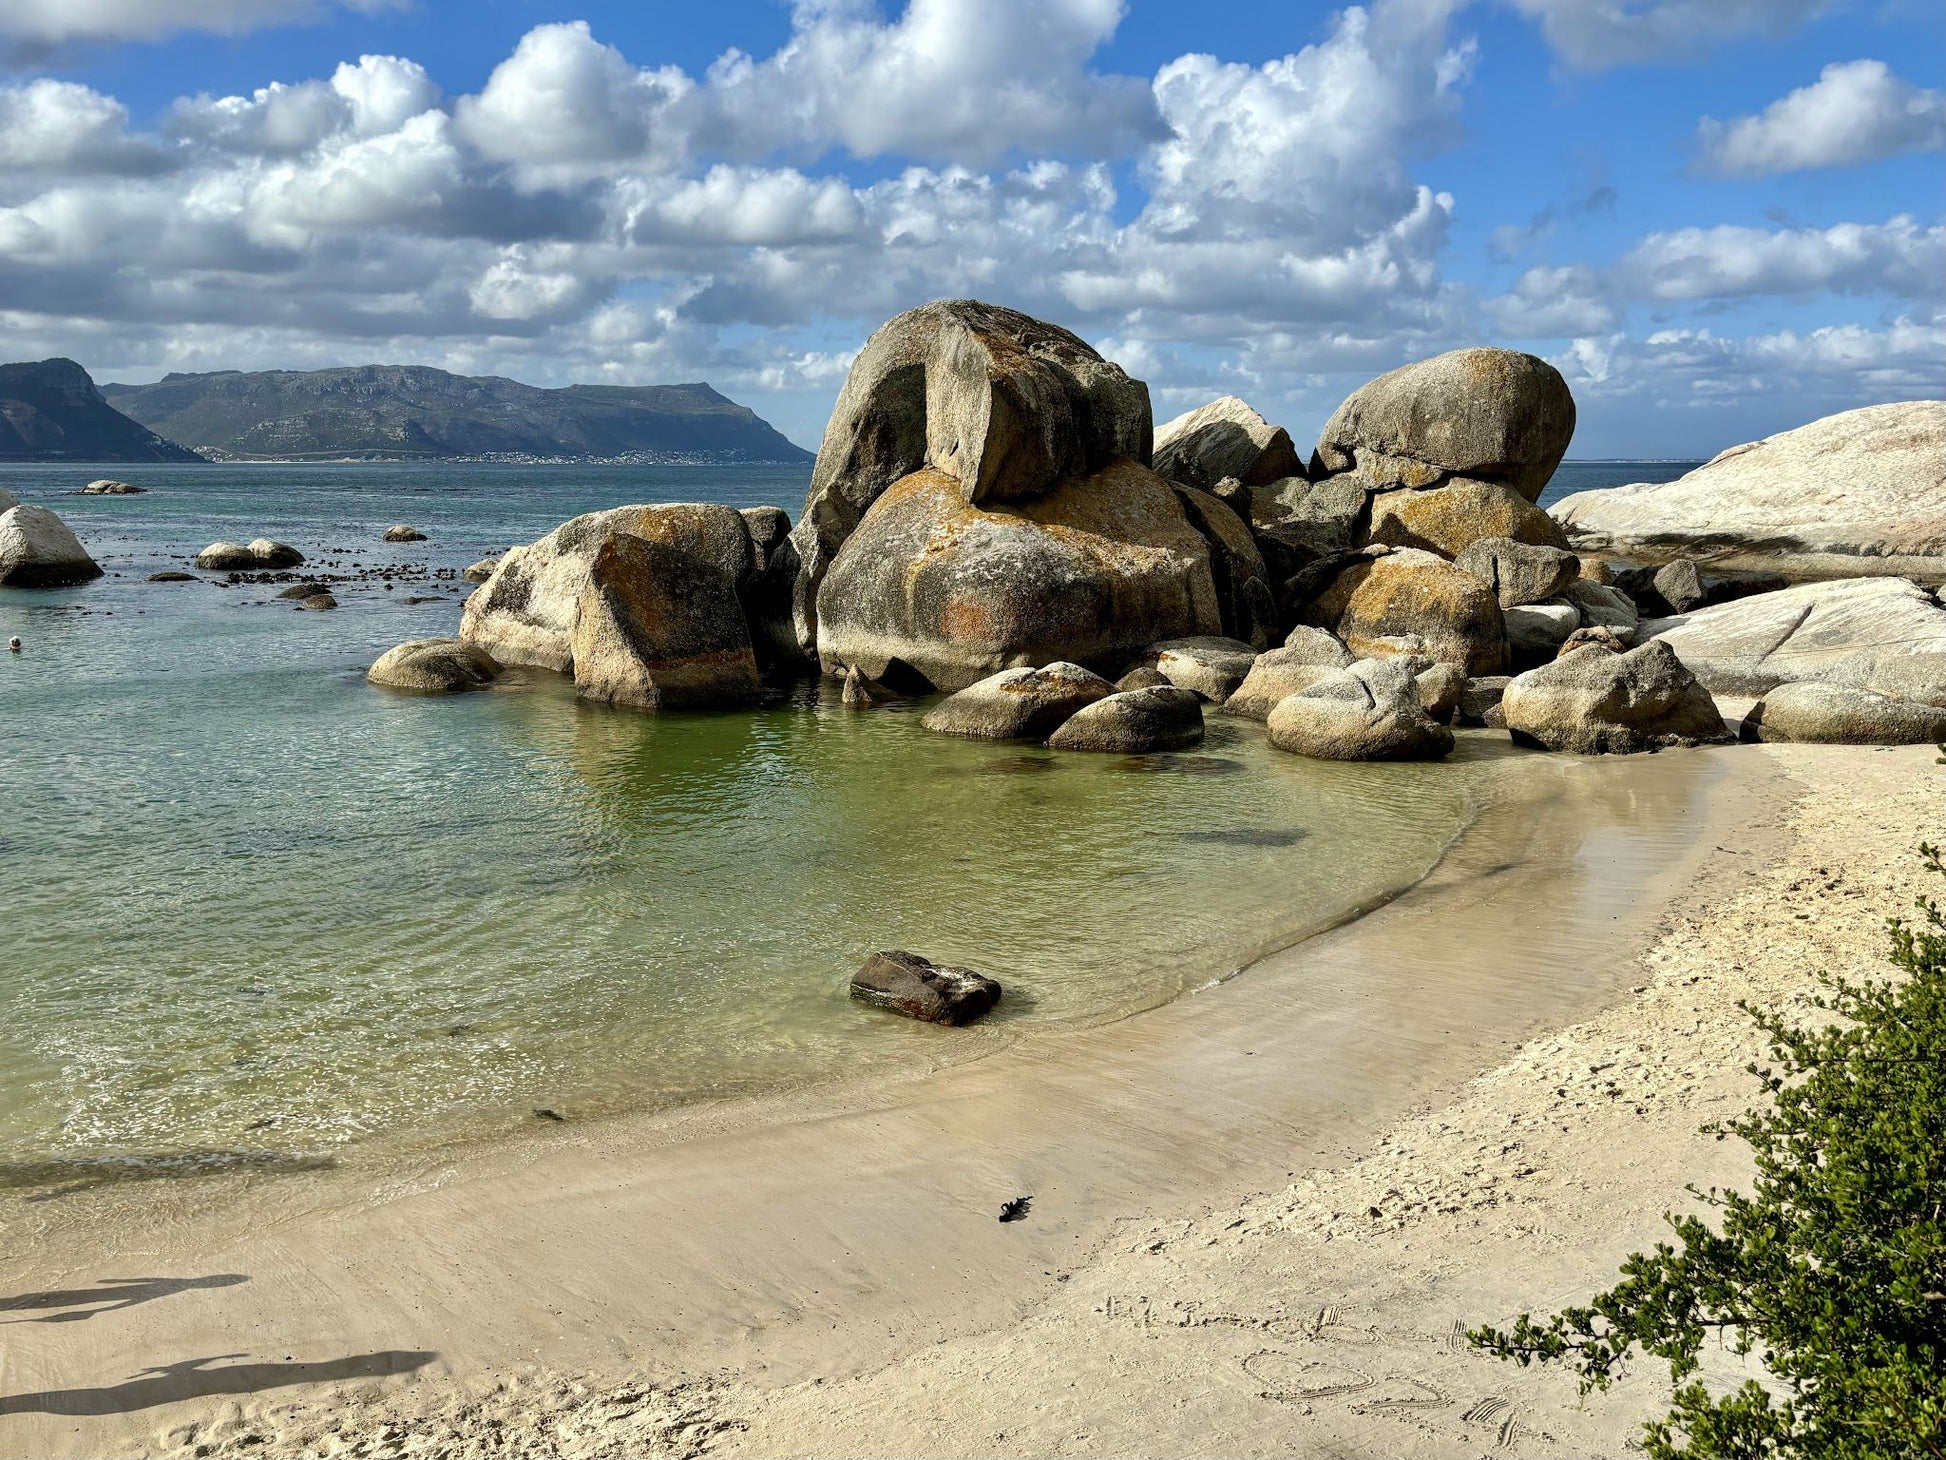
147, 570, 196, 583
1312, 347, 1576, 502
1741, 681, 1946, 746
1152, 396, 1302, 491
850, 949, 1002, 1025
921, 662, 1113, 740
570, 534, 762, 711
297, 593, 337, 610
368, 638, 503, 693
1266, 657, 1455, 761
1046, 685, 1205, 752
0, 504, 103, 587
1501, 640, 1731, 754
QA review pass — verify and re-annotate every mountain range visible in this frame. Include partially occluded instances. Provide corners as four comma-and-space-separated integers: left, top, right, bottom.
101, 365, 812, 462
1, 359, 203, 463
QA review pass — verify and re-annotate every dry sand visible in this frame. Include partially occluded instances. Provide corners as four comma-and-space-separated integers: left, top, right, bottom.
1, 740, 1936, 1459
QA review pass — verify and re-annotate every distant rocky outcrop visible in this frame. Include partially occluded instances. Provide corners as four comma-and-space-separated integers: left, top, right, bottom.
102, 366, 812, 464
0, 359, 201, 463
0, 504, 103, 586
1551, 402, 1946, 580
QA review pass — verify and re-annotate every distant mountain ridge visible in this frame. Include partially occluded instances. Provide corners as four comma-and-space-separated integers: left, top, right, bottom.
102, 365, 813, 463
0, 359, 203, 463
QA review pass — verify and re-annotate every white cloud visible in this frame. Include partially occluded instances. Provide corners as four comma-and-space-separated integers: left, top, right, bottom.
1618, 217, 1944, 301
172, 56, 440, 155
1695, 60, 1945, 176
1503, 0, 1827, 69
0, 0, 396, 50
0, 79, 165, 175
1486, 263, 1617, 337
453, 21, 692, 170
695, 0, 1162, 165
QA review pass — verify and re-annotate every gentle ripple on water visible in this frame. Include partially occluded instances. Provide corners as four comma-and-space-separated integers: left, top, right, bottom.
0, 458, 1695, 1198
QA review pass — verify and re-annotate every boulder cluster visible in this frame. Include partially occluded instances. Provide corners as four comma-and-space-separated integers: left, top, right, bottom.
361, 298, 1946, 751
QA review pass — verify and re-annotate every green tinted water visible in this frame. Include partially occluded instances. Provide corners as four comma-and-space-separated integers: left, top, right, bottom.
0, 462, 1500, 1201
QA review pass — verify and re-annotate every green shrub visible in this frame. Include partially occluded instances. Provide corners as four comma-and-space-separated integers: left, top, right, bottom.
1471, 839, 1946, 1459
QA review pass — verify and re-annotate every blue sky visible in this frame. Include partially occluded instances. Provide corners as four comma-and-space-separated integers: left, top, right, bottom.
1, 0, 1940, 456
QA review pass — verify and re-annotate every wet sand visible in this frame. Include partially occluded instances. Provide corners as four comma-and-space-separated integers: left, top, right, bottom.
3, 738, 1929, 1459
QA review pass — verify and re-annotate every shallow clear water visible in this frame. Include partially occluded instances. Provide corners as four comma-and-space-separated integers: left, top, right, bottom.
0, 459, 1687, 1195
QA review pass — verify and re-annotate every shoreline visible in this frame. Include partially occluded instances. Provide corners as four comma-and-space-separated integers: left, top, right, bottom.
0, 735, 1839, 1459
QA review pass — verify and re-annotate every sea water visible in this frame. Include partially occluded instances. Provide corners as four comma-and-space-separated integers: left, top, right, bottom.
0, 459, 1695, 1200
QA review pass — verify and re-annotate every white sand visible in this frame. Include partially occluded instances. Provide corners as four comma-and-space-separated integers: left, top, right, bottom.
1, 742, 1935, 1459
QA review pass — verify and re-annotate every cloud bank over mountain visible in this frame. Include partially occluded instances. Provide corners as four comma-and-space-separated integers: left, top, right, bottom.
0, 0, 1938, 454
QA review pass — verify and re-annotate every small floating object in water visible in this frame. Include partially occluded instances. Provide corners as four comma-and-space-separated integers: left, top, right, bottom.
8, 636, 20, 652
533, 1107, 565, 1122
999, 1196, 1033, 1223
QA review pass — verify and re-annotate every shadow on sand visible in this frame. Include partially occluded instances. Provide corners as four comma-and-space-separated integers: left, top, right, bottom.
0, 1350, 436, 1416
1, 1274, 250, 1324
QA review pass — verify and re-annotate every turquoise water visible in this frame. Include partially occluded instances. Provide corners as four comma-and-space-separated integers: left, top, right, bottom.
0, 460, 1687, 1198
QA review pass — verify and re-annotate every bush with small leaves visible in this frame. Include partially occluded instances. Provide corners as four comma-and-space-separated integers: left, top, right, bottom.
1472, 773, 1946, 1459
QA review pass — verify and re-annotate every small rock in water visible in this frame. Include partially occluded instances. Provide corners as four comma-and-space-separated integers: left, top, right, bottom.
298, 593, 337, 611
277, 582, 331, 599
80, 479, 145, 495
533, 1108, 565, 1122
850, 950, 1001, 1025
999, 1196, 1033, 1223
148, 571, 197, 583
384, 525, 428, 543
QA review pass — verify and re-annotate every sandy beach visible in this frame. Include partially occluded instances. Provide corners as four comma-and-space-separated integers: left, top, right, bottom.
0, 736, 1932, 1458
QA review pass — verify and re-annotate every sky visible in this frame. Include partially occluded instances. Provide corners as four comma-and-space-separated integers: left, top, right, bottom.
0, 0, 1940, 457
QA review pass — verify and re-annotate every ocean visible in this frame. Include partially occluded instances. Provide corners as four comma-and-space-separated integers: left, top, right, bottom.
0, 458, 1695, 1204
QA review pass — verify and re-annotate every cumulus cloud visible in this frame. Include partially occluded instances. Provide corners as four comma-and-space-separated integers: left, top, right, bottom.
1503, 0, 1827, 69
1695, 60, 1946, 176
0, 79, 167, 174
0, 0, 397, 51
1618, 217, 1944, 302
172, 56, 441, 155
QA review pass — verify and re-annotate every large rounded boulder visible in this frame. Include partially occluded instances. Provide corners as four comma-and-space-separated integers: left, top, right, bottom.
460, 503, 767, 673
368, 639, 502, 694
570, 535, 763, 711
1046, 685, 1205, 752
1302, 547, 1508, 676
1311, 347, 1576, 502
0, 504, 103, 587
814, 462, 1229, 692
1500, 640, 1731, 754
1265, 658, 1455, 761
789, 299, 1152, 653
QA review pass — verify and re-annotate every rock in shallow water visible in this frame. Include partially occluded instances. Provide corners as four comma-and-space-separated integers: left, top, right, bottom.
368, 638, 503, 693
570, 534, 762, 711
462, 557, 500, 583
384, 524, 427, 543
196, 538, 304, 571
1046, 685, 1204, 753
1265, 657, 1455, 761
1142, 635, 1261, 701
921, 662, 1113, 740
1222, 648, 1342, 721
0, 504, 103, 587
850, 950, 1001, 1025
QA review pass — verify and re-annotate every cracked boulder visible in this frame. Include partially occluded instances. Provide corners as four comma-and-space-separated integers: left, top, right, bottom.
1265, 657, 1455, 761
1152, 396, 1302, 491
